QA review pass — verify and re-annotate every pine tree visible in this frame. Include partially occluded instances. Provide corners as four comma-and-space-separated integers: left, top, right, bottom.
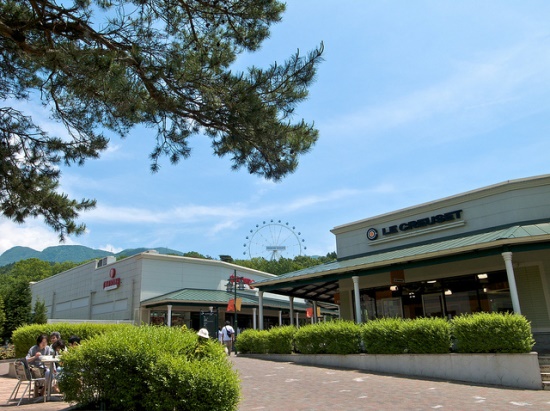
0, 0, 324, 239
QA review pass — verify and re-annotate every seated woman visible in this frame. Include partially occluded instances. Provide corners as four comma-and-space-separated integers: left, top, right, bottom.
50, 339, 66, 393
25, 334, 52, 396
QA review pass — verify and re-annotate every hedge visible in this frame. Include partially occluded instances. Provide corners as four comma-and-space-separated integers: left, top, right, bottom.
362, 317, 451, 354
451, 312, 535, 353
294, 321, 362, 354
12, 323, 132, 357
237, 313, 534, 355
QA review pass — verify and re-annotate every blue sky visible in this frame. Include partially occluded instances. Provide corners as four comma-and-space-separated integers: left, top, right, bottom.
3, 1, 550, 260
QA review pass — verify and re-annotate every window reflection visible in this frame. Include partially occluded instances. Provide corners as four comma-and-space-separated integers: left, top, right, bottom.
357, 270, 513, 321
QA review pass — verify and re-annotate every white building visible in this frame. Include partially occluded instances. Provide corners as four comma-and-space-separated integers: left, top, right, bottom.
30, 251, 315, 334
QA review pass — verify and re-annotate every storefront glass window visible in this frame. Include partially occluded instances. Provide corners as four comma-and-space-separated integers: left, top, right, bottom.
358, 269, 513, 321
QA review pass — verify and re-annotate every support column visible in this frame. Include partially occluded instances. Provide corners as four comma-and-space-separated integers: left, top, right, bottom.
289, 296, 295, 326
502, 252, 521, 314
279, 310, 282, 326
313, 301, 318, 323
253, 307, 257, 330
51, 292, 56, 319
88, 291, 95, 319
167, 304, 172, 327
295, 311, 299, 327
259, 291, 264, 330
352, 276, 362, 324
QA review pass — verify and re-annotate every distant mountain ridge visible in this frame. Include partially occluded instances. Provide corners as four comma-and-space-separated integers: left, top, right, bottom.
0, 245, 185, 267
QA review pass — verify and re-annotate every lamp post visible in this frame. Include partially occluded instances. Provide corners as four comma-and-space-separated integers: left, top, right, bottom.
226, 270, 245, 333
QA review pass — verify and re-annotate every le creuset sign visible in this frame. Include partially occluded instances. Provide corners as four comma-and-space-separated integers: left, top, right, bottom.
367, 209, 463, 241
103, 268, 121, 291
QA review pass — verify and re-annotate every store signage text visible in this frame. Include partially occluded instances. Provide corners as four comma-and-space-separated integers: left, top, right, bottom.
367, 209, 463, 241
103, 268, 121, 291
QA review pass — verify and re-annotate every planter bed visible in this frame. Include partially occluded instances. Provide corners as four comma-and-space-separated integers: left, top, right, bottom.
242, 352, 542, 390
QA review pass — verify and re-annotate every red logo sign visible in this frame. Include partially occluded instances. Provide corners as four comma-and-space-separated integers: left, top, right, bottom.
109, 268, 116, 278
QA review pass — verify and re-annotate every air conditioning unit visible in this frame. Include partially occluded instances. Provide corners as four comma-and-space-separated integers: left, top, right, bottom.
97, 256, 116, 268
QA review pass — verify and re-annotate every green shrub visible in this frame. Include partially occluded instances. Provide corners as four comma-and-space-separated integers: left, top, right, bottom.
58, 326, 239, 411
294, 321, 362, 354
12, 323, 132, 357
235, 329, 269, 354
450, 312, 535, 353
266, 326, 296, 354
401, 317, 451, 354
0, 344, 15, 360
361, 318, 407, 354
362, 318, 450, 354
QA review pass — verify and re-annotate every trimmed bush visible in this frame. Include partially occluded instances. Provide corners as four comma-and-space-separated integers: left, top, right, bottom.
58, 326, 239, 411
450, 312, 535, 353
402, 317, 451, 354
294, 321, 362, 354
235, 329, 269, 354
361, 318, 407, 354
266, 326, 296, 354
12, 323, 132, 357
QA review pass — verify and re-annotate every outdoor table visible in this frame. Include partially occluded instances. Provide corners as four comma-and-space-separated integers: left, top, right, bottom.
39, 355, 60, 402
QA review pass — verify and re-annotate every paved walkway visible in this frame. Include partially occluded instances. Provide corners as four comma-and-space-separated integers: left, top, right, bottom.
0, 357, 549, 410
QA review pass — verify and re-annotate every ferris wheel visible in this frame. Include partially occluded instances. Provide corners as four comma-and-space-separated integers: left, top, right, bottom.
244, 220, 306, 260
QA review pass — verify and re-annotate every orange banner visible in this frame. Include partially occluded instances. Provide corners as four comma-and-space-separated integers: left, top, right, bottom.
306, 307, 313, 318
227, 299, 235, 312
235, 297, 242, 312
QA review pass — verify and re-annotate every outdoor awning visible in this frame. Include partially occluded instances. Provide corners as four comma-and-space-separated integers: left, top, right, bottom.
252, 222, 550, 303
140, 288, 332, 312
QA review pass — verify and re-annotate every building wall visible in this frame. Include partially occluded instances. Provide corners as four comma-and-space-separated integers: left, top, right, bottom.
30, 252, 278, 323
333, 175, 550, 259
138, 255, 271, 302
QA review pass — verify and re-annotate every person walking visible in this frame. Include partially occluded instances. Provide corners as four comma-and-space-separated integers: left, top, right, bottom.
222, 321, 235, 356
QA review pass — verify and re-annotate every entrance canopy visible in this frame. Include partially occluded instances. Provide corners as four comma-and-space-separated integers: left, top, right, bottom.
252, 222, 550, 303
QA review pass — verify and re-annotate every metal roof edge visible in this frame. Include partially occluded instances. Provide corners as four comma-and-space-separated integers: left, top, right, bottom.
253, 231, 550, 288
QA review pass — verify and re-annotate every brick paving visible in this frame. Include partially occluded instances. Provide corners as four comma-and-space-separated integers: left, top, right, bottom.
232, 356, 550, 411
0, 357, 549, 410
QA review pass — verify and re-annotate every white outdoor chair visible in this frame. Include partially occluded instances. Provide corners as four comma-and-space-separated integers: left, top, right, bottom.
6, 359, 46, 406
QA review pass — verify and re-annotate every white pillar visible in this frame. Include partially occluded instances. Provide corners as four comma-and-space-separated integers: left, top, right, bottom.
289, 296, 295, 326
296, 311, 299, 328
253, 307, 257, 330
352, 276, 362, 324
279, 310, 282, 326
167, 304, 172, 326
313, 301, 318, 323
259, 291, 264, 330
502, 252, 521, 314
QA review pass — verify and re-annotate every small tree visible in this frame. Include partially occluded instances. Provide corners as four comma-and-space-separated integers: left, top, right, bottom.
31, 299, 48, 325
0, 296, 6, 340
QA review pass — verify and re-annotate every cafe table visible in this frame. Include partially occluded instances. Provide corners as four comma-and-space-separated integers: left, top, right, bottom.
39, 355, 60, 402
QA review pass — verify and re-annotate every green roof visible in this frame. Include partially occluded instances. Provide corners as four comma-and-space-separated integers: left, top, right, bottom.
254, 222, 550, 288
141, 288, 314, 310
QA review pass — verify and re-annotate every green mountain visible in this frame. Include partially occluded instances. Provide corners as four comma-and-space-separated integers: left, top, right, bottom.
0, 245, 185, 267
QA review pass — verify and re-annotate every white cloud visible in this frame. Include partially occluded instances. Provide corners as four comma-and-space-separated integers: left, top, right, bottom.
97, 244, 124, 253
0, 219, 77, 255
